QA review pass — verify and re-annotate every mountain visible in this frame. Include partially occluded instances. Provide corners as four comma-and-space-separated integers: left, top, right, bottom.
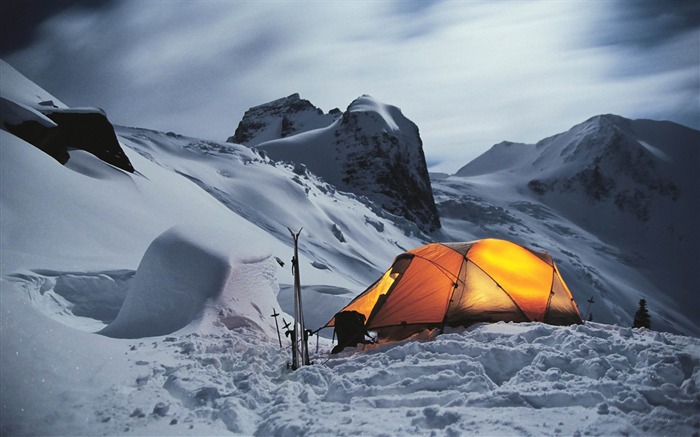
229, 94, 441, 232
437, 114, 699, 335
1, 61, 698, 436
228, 93, 342, 145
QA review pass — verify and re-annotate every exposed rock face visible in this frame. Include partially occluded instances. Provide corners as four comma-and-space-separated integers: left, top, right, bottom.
232, 94, 441, 232
0, 61, 134, 173
5, 108, 134, 173
455, 114, 694, 224
332, 97, 440, 232
227, 93, 341, 146
523, 115, 684, 222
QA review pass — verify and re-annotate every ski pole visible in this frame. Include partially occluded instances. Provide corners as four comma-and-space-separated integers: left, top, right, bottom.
584, 296, 595, 321
271, 308, 283, 348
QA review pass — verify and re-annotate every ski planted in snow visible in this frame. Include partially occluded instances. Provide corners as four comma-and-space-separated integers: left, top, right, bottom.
288, 227, 307, 370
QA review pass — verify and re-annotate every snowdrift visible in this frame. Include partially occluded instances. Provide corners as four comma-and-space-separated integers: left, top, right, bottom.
101, 225, 283, 339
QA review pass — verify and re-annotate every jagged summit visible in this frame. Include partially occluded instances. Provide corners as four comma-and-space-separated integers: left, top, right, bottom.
457, 114, 697, 184
228, 93, 341, 146
457, 114, 698, 227
236, 94, 441, 232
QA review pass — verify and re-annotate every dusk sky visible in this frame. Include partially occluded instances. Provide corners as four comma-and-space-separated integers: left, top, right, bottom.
2, 0, 698, 173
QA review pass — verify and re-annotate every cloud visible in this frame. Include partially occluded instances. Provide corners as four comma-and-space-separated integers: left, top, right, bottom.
0, 0, 115, 54
585, 0, 700, 50
3, 0, 698, 173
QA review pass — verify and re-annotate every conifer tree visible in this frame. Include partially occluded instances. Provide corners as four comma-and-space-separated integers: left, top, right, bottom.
633, 298, 651, 329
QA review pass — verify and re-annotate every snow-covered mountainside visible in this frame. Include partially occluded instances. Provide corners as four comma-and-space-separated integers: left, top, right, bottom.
436, 114, 699, 336
1, 61, 698, 436
231, 94, 441, 232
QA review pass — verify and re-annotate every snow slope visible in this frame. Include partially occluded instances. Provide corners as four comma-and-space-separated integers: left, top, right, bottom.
1, 61, 699, 436
438, 114, 700, 336
114, 125, 423, 291
0, 59, 67, 109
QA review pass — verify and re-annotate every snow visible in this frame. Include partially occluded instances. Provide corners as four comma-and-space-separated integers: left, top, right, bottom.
3, 277, 699, 436
439, 114, 700, 336
0, 96, 58, 128
454, 141, 535, 177
0, 128, 280, 275
100, 225, 281, 340
346, 94, 401, 131
1, 61, 699, 436
0, 59, 67, 109
638, 140, 672, 162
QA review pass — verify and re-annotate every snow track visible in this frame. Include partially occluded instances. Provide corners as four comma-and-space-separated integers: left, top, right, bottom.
39, 321, 693, 436
3, 260, 699, 436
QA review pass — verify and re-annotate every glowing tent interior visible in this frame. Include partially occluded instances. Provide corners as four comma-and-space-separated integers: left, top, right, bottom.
325, 238, 583, 342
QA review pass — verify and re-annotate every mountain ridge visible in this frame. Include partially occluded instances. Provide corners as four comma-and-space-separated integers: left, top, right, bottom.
439, 114, 699, 335
227, 93, 341, 146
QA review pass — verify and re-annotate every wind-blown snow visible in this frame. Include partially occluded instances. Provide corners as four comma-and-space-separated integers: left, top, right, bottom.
638, 140, 672, 162
100, 225, 281, 339
347, 94, 401, 131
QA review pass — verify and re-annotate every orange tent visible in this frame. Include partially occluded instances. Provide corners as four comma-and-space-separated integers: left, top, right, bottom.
326, 238, 582, 340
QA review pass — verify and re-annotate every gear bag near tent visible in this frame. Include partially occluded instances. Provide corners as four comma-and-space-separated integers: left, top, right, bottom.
325, 238, 583, 347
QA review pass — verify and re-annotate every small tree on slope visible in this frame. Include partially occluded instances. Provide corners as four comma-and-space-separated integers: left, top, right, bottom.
633, 298, 651, 329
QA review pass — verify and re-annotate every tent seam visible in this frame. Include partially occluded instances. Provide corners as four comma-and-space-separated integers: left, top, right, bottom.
467, 259, 530, 322
439, 256, 466, 330
543, 267, 556, 323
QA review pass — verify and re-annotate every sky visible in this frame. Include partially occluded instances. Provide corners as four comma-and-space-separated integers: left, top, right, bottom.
2, 0, 698, 173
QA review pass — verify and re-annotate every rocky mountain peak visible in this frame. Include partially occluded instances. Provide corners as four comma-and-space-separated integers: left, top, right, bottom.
525, 116, 691, 220
234, 94, 441, 232
227, 93, 341, 146
334, 96, 440, 232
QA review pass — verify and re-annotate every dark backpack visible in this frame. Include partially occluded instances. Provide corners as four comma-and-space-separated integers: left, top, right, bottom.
331, 310, 369, 354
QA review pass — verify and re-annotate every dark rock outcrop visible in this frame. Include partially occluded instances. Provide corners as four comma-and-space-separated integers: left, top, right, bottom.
332, 98, 440, 232
6, 108, 134, 173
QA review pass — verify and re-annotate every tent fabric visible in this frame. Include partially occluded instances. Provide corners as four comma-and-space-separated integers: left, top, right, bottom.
326, 238, 582, 340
